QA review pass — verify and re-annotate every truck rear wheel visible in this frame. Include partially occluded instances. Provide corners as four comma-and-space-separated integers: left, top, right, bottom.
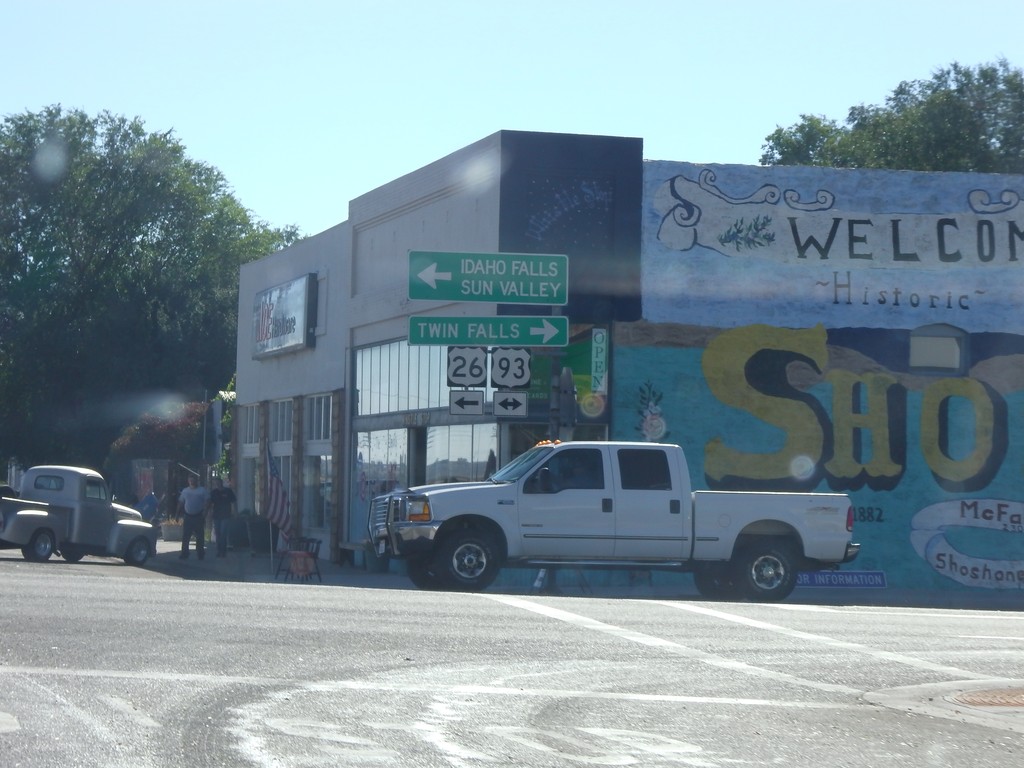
433, 529, 501, 592
23, 529, 56, 562
732, 541, 798, 602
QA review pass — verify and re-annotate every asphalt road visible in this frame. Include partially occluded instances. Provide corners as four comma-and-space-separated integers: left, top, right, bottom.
1, 552, 1022, 767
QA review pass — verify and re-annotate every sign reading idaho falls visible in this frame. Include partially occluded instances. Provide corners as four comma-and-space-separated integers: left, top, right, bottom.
409, 251, 568, 305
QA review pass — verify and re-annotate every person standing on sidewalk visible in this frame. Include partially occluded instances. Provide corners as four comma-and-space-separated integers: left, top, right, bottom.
177, 475, 210, 560
209, 477, 236, 558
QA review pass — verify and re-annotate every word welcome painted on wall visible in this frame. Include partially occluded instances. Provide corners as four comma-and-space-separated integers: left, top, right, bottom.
654, 170, 1024, 266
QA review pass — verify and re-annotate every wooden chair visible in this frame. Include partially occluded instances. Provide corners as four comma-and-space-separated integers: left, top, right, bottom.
274, 537, 322, 582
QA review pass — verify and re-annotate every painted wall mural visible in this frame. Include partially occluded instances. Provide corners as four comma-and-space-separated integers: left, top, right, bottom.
616, 162, 1024, 595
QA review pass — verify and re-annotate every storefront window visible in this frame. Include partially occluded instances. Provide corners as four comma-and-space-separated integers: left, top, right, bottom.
355, 428, 408, 500
425, 424, 498, 484
302, 454, 331, 529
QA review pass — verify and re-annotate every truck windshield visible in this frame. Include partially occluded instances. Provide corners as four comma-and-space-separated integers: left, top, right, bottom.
489, 445, 553, 483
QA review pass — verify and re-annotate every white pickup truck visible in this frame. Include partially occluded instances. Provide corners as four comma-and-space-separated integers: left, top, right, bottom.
0, 465, 159, 565
368, 441, 859, 601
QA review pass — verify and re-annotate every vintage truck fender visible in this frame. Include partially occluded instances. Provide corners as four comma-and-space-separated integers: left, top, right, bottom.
107, 519, 158, 565
0, 504, 68, 559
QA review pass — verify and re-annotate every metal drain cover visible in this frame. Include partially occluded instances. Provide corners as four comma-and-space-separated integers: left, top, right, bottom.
953, 688, 1024, 707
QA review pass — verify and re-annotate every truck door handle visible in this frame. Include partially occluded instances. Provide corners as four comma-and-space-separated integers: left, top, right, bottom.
670, 499, 681, 514
602, 498, 613, 513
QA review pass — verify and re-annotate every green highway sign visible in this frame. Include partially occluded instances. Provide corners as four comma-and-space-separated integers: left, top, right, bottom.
409, 251, 568, 305
409, 315, 569, 347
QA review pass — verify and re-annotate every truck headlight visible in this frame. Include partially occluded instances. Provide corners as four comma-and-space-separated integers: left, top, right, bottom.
407, 497, 431, 522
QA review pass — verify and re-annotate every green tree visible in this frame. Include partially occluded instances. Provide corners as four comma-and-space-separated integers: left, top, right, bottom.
761, 59, 1024, 173
0, 106, 299, 469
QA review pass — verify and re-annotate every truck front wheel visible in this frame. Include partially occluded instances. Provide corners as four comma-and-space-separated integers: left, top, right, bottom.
433, 530, 501, 592
23, 529, 56, 562
124, 537, 152, 566
406, 556, 445, 590
732, 541, 798, 602
692, 563, 739, 600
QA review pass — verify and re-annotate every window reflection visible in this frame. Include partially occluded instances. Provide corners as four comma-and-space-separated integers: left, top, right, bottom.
426, 423, 498, 484
356, 428, 408, 497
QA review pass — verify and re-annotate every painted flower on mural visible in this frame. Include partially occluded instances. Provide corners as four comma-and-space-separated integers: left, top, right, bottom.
718, 214, 775, 251
636, 381, 669, 442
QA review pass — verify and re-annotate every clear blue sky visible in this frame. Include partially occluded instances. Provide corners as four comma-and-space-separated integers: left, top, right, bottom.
5, 0, 1021, 237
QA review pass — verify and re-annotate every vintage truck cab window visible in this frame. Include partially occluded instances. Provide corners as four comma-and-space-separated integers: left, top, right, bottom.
86, 478, 107, 500
34, 475, 64, 492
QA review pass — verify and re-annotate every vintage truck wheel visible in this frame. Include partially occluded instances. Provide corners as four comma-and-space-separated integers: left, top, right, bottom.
61, 546, 85, 563
406, 556, 444, 590
123, 537, 152, 566
433, 529, 501, 592
22, 529, 56, 562
732, 541, 798, 602
692, 563, 739, 600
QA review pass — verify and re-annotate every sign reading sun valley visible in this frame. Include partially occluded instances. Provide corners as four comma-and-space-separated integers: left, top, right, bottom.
409, 251, 568, 305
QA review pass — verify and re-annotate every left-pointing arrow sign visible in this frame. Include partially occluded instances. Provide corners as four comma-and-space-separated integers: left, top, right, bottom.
417, 262, 453, 290
449, 390, 483, 415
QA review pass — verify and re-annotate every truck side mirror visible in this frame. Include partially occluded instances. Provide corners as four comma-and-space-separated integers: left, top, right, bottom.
537, 467, 554, 494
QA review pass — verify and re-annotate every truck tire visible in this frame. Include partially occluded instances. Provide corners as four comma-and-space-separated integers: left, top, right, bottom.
406, 556, 445, 590
433, 529, 501, 592
22, 529, 56, 562
732, 541, 798, 602
123, 537, 152, 566
692, 563, 739, 600
61, 546, 85, 563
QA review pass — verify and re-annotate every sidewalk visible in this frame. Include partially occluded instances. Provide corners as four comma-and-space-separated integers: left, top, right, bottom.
150, 538, 411, 589
149, 537, 1024, 610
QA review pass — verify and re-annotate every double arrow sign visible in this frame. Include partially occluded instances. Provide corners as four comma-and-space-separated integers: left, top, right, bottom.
450, 390, 527, 417
408, 251, 569, 347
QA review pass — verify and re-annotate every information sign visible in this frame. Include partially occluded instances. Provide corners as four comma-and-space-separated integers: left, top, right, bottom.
447, 347, 487, 387
409, 251, 567, 305
409, 316, 568, 347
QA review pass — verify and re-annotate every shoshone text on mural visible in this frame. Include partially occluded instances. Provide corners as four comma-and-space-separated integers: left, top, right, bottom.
701, 324, 1007, 494
911, 499, 1024, 589
702, 324, 1024, 589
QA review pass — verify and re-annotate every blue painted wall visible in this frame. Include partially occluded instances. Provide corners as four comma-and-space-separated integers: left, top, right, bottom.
612, 161, 1024, 596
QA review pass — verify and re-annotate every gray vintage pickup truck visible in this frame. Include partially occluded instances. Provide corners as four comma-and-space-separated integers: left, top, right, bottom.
0, 465, 159, 565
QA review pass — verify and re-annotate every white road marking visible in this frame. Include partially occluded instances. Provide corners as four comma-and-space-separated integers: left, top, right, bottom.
483, 594, 862, 695
655, 601, 1003, 681
0, 711, 19, 733
98, 695, 161, 728
0, 666, 855, 708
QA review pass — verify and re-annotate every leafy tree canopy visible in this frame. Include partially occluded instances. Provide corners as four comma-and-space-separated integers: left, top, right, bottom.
761, 59, 1024, 174
0, 106, 299, 469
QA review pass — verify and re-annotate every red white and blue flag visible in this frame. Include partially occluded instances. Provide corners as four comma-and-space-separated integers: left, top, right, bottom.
266, 449, 291, 540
